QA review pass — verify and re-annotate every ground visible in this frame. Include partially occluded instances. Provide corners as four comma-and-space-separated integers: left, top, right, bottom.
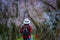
16, 35, 37, 40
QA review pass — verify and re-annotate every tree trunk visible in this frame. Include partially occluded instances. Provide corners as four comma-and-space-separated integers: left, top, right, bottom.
11, 23, 16, 40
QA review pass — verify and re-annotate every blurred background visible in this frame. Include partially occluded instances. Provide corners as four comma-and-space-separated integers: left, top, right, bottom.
0, 0, 60, 40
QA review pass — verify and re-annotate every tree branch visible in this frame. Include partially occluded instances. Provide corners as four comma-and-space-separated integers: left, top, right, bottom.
41, 0, 56, 11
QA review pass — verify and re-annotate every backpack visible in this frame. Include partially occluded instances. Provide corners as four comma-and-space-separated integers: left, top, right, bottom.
22, 25, 30, 36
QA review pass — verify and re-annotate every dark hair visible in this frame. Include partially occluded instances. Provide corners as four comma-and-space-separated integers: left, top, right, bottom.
24, 24, 29, 25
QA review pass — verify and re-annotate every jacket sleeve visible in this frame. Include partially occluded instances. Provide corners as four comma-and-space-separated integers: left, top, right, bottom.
20, 26, 24, 33
20, 28, 23, 33
29, 25, 32, 33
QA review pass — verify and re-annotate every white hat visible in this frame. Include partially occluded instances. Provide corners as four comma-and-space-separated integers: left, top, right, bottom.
23, 18, 30, 24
